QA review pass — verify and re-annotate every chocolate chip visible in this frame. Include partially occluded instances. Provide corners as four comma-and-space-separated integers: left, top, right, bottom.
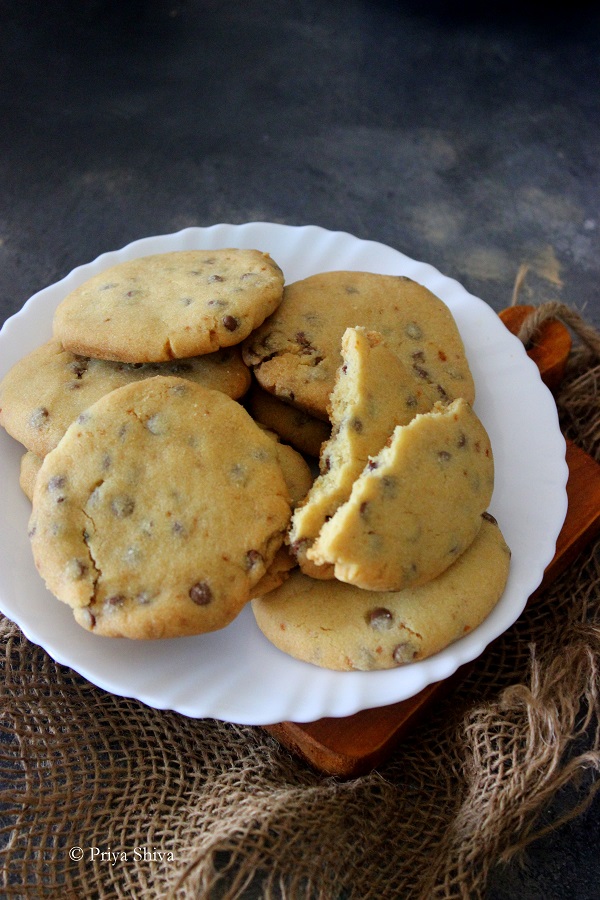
457, 433, 468, 448
406, 394, 418, 408
367, 460, 379, 470
381, 475, 398, 497
68, 360, 88, 378
367, 608, 394, 631
29, 407, 49, 429
412, 364, 429, 380
411, 350, 425, 362
438, 450, 452, 463
208, 274, 224, 283
106, 594, 125, 609
482, 511, 498, 525
190, 581, 213, 605
436, 384, 450, 401
222, 315, 239, 331
48, 474, 67, 503
111, 495, 135, 518
359, 501, 370, 519
245, 549, 263, 571
350, 418, 363, 433
295, 331, 312, 348
290, 538, 309, 558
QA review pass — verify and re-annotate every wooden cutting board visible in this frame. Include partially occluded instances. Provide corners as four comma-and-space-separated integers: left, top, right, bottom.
261, 307, 600, 777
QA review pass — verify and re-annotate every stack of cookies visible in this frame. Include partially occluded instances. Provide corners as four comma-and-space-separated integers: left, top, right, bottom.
0, 249, 510, 669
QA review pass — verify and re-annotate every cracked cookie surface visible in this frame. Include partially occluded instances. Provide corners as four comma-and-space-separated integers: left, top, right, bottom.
28, 376, 292, 638
308, 398, 494, 591
53, 249, 284, 363
242, 271, 475, 420
289, 326, 438, 579
0, 337, 251, 457
252, 514, 510, 671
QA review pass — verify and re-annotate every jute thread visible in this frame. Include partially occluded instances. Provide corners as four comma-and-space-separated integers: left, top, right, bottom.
1, 301, 599, 899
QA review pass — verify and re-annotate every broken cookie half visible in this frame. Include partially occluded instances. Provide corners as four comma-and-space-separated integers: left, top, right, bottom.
308, 397, 495, 591
288, 326, 439, 579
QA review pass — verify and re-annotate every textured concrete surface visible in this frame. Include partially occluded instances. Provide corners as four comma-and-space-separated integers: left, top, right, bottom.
1, 2, 599, 897
1, 0, 599, 327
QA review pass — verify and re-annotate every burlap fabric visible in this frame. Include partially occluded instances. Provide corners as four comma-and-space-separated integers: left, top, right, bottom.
1, 303, 599, 899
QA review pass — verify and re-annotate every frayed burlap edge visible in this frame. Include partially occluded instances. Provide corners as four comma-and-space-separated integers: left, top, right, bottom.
0, 302, 599, 900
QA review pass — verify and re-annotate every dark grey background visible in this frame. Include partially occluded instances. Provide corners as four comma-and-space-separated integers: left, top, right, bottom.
1, 2, 599, 897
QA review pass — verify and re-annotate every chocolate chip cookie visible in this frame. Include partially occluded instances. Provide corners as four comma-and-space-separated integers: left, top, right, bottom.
53, 249, 284, 363
289, 326, 437, 579
28, 376, 292, 638
242, 271, 474, 420
308, 398, 494, 591
0, 338, 251, 457
252, 514, 510, 670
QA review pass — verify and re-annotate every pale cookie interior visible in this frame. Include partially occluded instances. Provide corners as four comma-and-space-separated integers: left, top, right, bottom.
289, 326, 438, 579
308, 398, 494, 591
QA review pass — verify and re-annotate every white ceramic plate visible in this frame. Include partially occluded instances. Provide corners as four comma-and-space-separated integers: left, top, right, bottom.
0, 223, 568, 725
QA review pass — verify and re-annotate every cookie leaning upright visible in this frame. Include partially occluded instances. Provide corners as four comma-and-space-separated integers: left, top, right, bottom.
28, 376, 292, 639
53, 249, 284, 363
288, 326, 438, 579
242, 271, 475, 421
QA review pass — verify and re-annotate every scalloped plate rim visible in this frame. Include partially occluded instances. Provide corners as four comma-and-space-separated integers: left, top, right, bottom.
0, 223, 568, 724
